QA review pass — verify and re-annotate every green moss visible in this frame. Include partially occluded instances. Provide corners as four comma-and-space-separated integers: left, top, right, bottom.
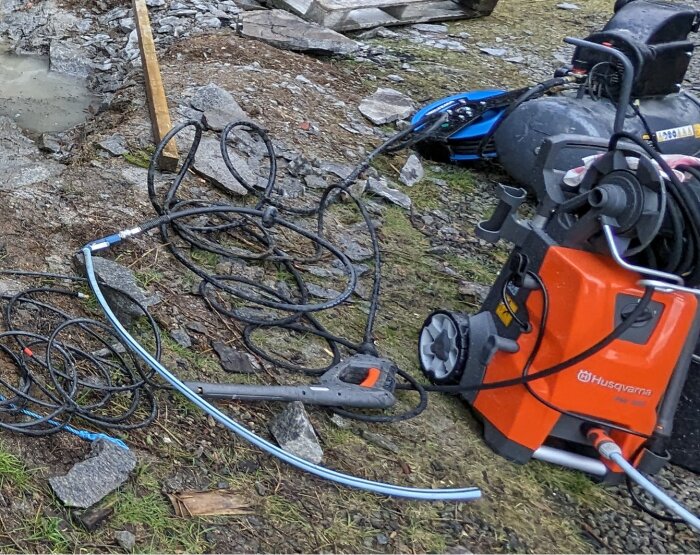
123, 147, 155, 169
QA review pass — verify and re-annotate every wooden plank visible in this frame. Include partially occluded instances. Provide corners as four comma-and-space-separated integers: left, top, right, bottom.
132, 0, 179, 171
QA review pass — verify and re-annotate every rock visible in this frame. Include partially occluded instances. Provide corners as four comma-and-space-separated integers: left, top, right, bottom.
356, 26, 400, 40
212, 341, 256, 373
479, 47, 507, 57
399, 154, 424, 186
115, 530, 136, 551
171, 329, 192, 349
459, 281, 490, 303
337, 234, 373, 262
238, 10, 360, 56
557, 2, 580, 8
190, 83, 249, 131
74, 255, 161, 324
49, 40, 93, 78
269, 401, 323, 464
505, 56, 525, 64
359, 88, 414, 125
306, 283, 341, 300
97, 134, 128, 156
411, 23, 447, 33
192, 133, 251, 195
386, 74, 404, 83
0, 117, 63, 190
39, 133, 62, 154
366, 177, 411, 210
124, 29, 140, 61
78, 506, 114, 532
49, 440, 137, 509
146, 0, 165, 6
360, 430, 400, 454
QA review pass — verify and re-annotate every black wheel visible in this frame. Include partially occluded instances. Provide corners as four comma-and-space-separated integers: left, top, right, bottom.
418, 310, 469, 385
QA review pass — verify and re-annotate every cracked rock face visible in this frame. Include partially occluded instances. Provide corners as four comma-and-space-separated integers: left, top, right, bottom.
238, 9, 360, 56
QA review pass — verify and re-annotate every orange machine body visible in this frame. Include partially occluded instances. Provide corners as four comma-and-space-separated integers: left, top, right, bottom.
471, 246, 698, 472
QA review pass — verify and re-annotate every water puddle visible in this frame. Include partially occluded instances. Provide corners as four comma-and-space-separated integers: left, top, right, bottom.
0, 45, 99, 134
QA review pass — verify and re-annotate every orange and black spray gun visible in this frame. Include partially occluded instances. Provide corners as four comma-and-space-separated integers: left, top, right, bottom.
184, 354, 397, 409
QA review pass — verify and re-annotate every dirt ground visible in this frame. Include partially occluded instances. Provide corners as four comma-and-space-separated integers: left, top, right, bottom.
0, 0, 698, 553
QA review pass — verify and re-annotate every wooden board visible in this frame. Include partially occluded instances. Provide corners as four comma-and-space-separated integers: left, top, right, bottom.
270, 0, 498, 31
132, 0, 179, 171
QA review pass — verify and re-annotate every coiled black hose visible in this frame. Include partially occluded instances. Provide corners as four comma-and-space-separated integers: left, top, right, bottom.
145, 119, 430, 422
0, 271, 162, 437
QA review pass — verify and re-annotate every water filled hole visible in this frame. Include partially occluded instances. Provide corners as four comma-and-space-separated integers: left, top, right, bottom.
0, 45, 100, 134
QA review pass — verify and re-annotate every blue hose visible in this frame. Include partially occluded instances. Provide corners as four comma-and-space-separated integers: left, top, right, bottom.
609, 452, 700, 532
82, 244, 481, 502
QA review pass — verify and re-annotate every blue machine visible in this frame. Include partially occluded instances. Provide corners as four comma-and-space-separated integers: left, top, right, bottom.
410, 90, 506, 162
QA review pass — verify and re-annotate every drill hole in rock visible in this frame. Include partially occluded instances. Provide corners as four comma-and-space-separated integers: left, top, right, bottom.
0, 45, 99, 134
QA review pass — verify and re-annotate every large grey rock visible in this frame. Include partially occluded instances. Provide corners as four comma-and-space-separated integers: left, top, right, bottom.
269, 402, 323, 463
366, 176, 411, 210
190, 83, 249, 131
238, 10, 360, 56
0, 117, 63, 190
49, 40, 92, 78
75, 255, 161, 324
124, 29, 140, 61
399, 154, 424, 187
193, 134, 251, 195
359, 88, 414, 125
49, 440, 137, 508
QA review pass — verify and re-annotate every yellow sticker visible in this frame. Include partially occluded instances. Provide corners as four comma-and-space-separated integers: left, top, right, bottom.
694, 124, 700, 138
495, 294, 518, 326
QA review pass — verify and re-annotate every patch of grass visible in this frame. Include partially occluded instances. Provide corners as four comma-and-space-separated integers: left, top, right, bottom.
191, 248, 220, 270
135, 269, 164, 288
523, 461, 611, 509
111, 466, 208, 553
263, 495, 307, 527
0, 444, 32, 491
123, 147, 155, 169
434, 166, 477, 195
25, 513, 70, 553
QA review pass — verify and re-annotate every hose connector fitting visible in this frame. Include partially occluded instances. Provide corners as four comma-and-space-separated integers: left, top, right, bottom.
586, 427, 622, 460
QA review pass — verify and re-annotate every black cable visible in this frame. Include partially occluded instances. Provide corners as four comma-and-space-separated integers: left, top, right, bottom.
424, 286, 654, 393
0, 272, 163, 437
520, 272, 650, 438
609, 132, 700, 286
476, 77, 571, 157
143, 119, 428, 422
626, 476, 686, 524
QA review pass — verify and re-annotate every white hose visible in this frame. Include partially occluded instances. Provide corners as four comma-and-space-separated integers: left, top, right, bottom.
609, 452, 700, 532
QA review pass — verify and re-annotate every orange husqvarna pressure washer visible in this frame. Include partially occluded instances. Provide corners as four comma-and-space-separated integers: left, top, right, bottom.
419, 133, 700, 483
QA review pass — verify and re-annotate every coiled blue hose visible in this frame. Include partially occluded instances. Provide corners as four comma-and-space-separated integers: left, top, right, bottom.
82, 243, 481, 501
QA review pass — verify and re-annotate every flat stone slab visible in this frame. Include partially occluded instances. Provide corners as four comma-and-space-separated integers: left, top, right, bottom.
238, 10, 360, 56
49, 440, 137, 508
359, 88, 414, 125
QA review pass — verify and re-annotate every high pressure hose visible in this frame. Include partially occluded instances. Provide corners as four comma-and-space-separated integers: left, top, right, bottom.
81, 240, 481, 502
588, 428, 700, 532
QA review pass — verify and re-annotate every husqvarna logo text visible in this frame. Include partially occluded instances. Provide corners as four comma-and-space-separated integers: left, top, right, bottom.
576, 369, 652, 397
